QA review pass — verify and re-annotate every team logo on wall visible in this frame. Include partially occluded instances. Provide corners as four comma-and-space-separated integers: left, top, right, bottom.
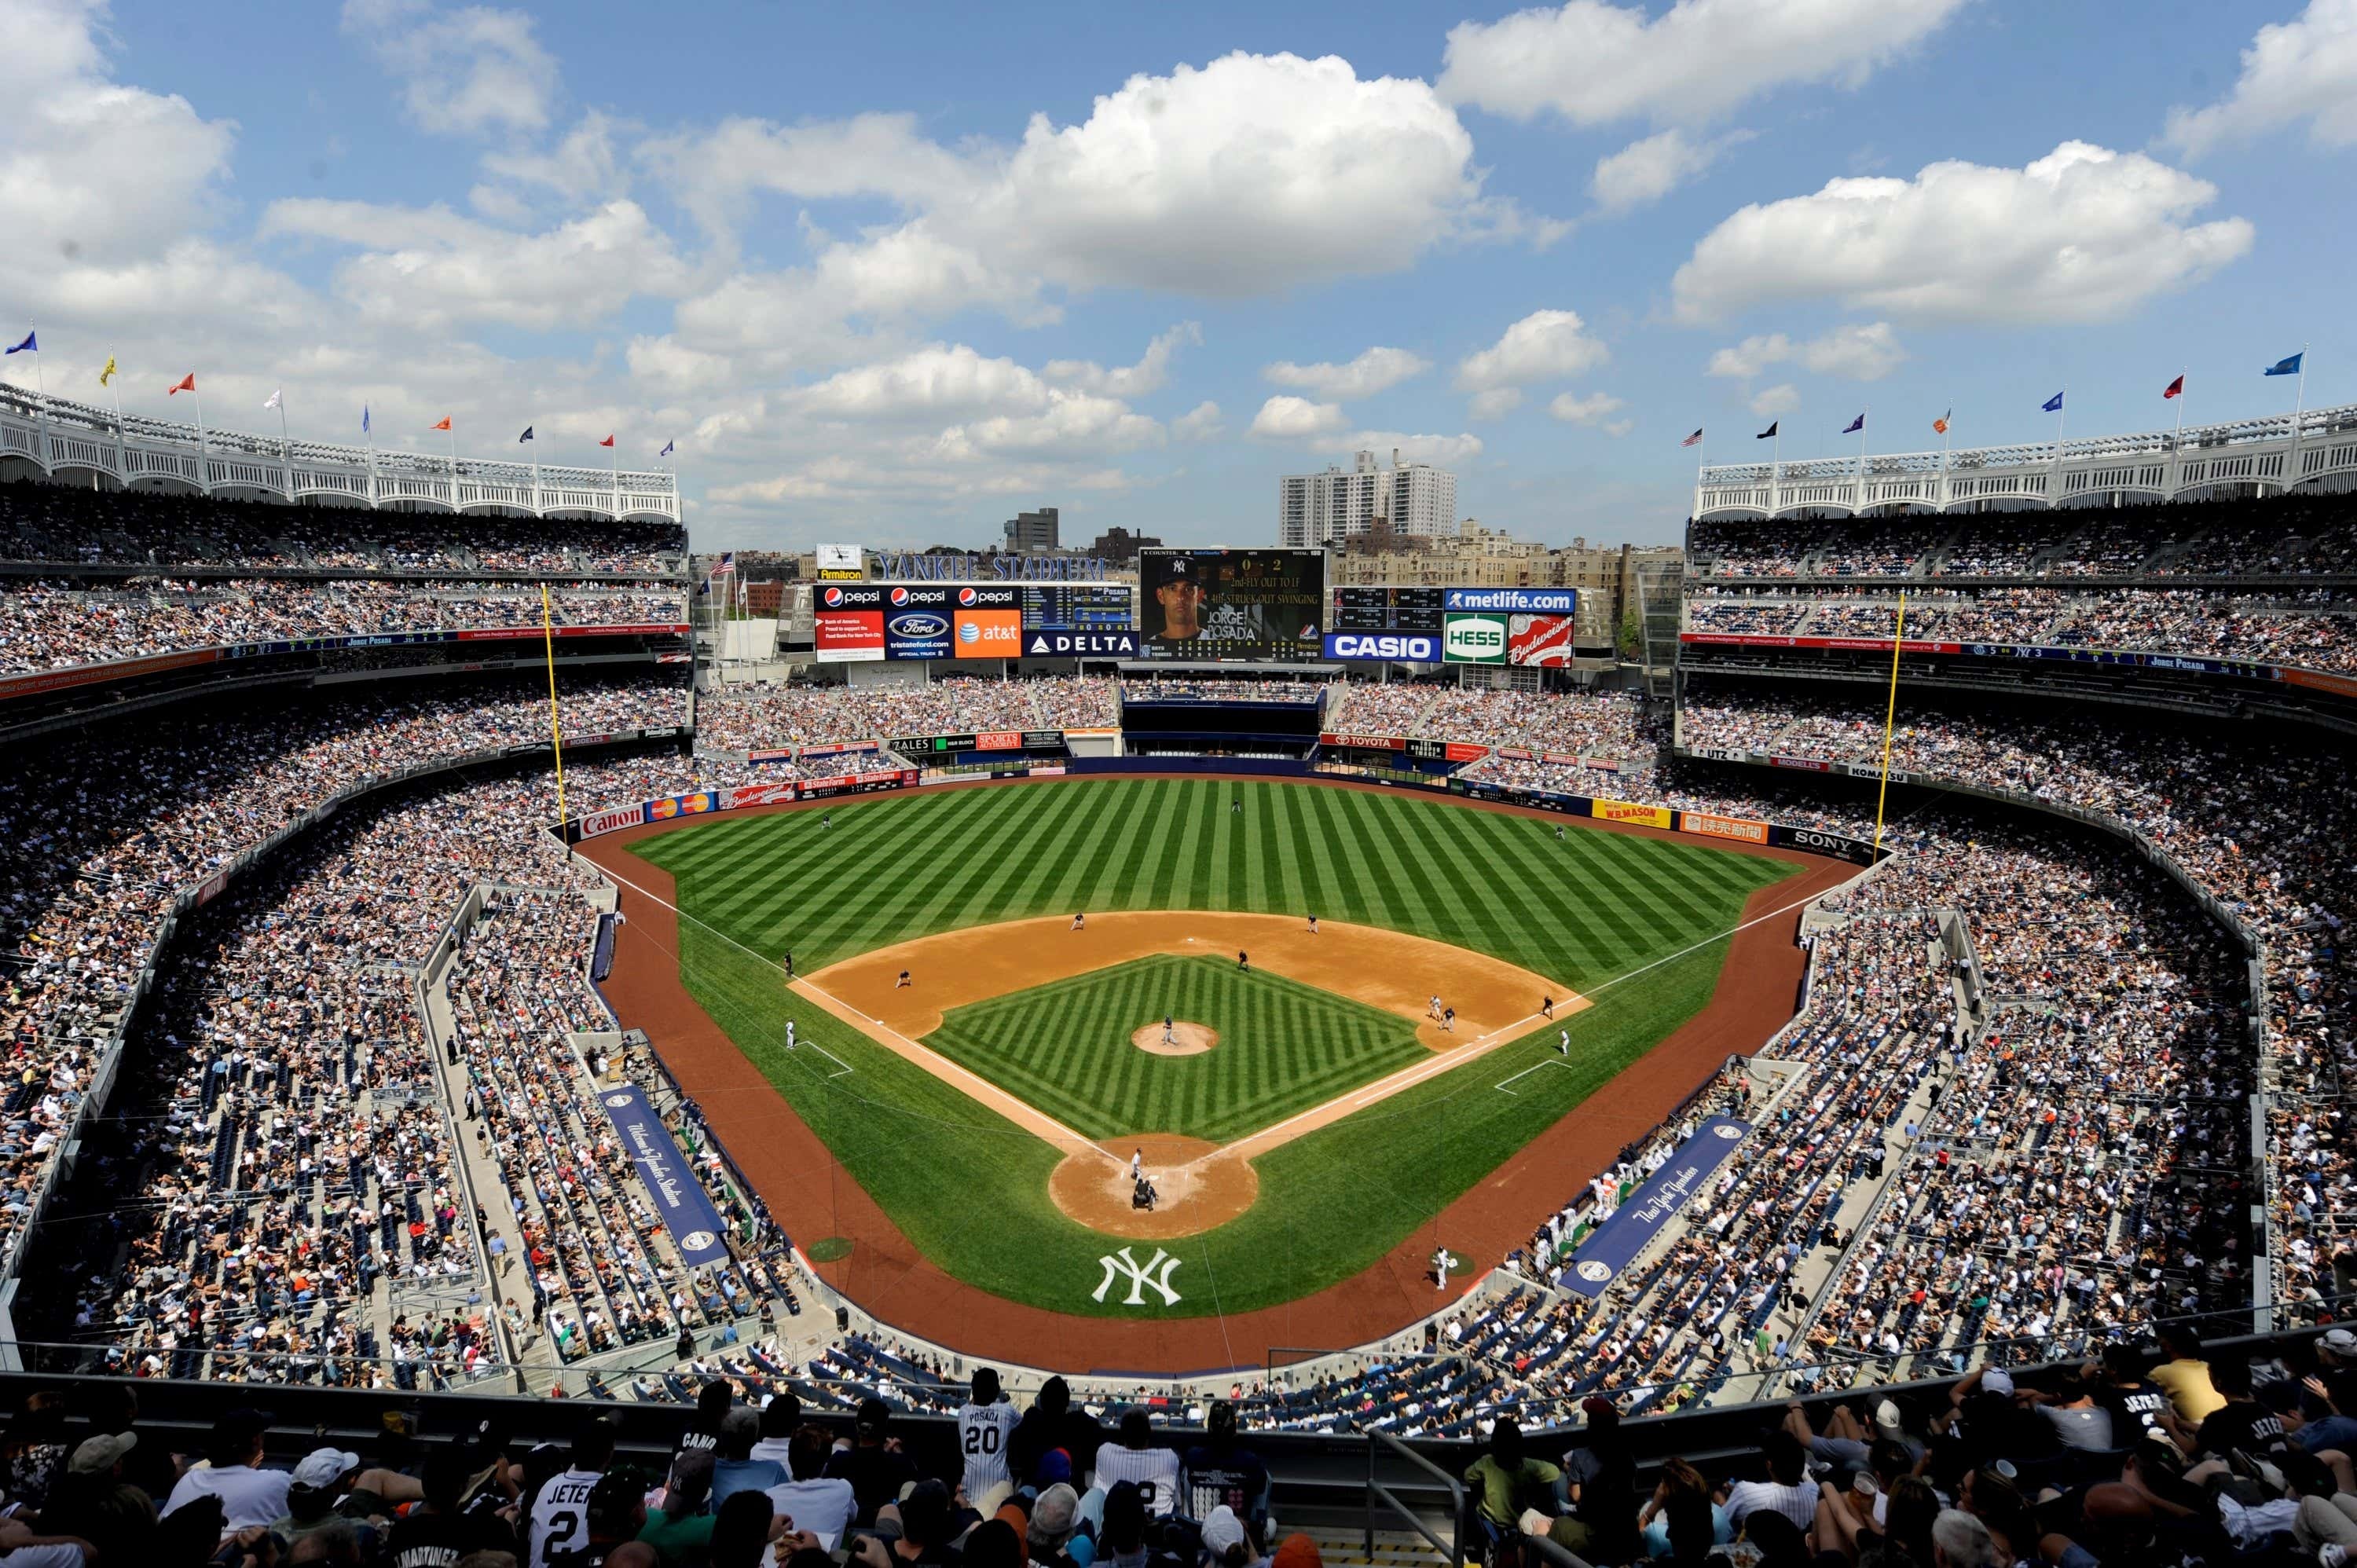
1577, 1261, 1612, 1284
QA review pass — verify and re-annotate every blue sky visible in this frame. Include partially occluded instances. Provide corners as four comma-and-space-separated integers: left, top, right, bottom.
1, 0, 2349, 550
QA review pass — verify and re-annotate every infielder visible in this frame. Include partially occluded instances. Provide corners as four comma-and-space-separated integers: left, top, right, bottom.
1442, 1006, 1455, 1033
1072, 912, 1085, 931
1541, 995, 1555, 1020
785, 1020, 796, 1051
1434, 1247, 1450, 1291
1559, 1029, 1571, 1056
1307, 914, 1318, 934
1162, 1015, 1175, 1046
1428, 995, 1442, 1020
896, 969, 911, 989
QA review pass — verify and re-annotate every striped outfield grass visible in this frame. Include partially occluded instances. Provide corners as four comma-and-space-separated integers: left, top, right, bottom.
924, 954, 1429, 1142
636, 778, 1798, 1316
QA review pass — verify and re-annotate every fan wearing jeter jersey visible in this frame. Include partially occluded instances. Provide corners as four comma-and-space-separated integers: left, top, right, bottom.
957, 1367, 1022, 1515
524, 1418, 614, 1568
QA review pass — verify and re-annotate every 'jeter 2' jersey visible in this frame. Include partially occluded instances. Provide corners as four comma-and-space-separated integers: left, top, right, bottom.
957, 1400, 1021, 1494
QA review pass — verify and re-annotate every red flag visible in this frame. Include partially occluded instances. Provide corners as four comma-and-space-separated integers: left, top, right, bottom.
167, 372, 196, 394
598, 434, 615, 448
430, 416, 452, 431
2162, 375, 2184, 400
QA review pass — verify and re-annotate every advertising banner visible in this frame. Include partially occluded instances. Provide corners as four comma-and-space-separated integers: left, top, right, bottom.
1323, 631, 1440, 662
1768, 823, 1881, 865
647, 791, 720, 821
1138, 548, 1326, 661
1562, 1119, 1749, 1296
1319, 731, 1406, 751
801, 741, 880, 760
1769, 755, 1832, 772
800, 768, 919, 800
725, 782, 800, 809
1445, 587, 1577, 615
579, 803, 648, 839
194, 870, 230, 907
1594, 798, 1673, 828
1442, 613, 1508, 665
1021, 730, 1066, 749
954, 607, 1023, 658
816, 543, 864, 580
1676, 810, 1770, 845
882, 585, 955, 661
1443, 742, 1491, 763
814, 584, 885, 663
1022, 628, 1139, 657
453, 624, 689, 642
596, 1084, 732, 1268
746, 747, 797, 765
1506, 614, 1577, 667
0, 647, 220, 702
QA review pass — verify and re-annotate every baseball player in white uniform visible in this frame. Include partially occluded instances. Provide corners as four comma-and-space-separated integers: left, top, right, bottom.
785, 1019, 796, 1051
1434, 1247, 1450, 1291
1131, 1147, 1144, 1181
956, 1368, 1021, 1515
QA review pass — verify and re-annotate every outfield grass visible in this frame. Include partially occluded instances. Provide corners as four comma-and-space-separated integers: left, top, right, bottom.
924, 954, 1429, 1142
639, 778, 1796, 1317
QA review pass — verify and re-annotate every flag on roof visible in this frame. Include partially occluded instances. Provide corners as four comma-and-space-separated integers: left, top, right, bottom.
263, 389, 282, 411
2040, 391, 2064, 413
1841, 413, 1864, 434
99, 356, 116, 387
519, 426, 534, 443
2163, 376, 2184, 400
659, 439, 676, 457
1933, 411, 1950, 434
598, 434, 615, 448
430, 416, 452, 432
1680, 429, 1702, 448
2265, 353, 2304, 377
4, 332, 34, 356
361, 405, 371, 434
169, 372, 196, 394
1755, 420, 1778, 439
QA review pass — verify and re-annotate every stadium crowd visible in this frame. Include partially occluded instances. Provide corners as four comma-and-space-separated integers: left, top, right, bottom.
0, 482, 687, 575
696, 678, 1118, 752
0, 581, 687, 672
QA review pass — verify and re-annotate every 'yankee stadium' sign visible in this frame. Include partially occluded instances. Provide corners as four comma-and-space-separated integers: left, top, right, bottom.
1560, 1116, 1750, 1296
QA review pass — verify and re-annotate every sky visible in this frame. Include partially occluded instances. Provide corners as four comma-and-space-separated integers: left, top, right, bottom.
0, 0, 2349, 552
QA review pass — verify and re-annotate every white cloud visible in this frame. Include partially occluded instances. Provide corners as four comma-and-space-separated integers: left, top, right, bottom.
1671, 142, 2254, 324
1590, 128, 1749, 211
479, 111, 629, 201
1250, 396, 1352, 440
1457, 310, 1609, 392
1750, 383, 1799, 416
1706, 321, 1905, 381
2163, 0, 2357, 156
1337, 430, 1485, 465
1174, 401, 1225, 440
1548, 391, 1626, 426
342, 0, 559, 137
262, 196, 689, 329
790, 344, 1057, 423
1263, 346, 1433, 398
1468, 389, 1524, 421
1046, 323, 1200, 397
1439, 0, 1968, 126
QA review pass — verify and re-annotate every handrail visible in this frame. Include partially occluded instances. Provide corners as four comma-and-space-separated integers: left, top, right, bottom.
1366, 1428, 1464, 1568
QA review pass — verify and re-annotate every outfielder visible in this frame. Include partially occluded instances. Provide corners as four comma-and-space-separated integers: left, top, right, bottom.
785, 1020, 797, 1051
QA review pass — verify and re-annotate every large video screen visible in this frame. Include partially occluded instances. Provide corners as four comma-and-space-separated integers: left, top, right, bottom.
1138, 548, 1327, 661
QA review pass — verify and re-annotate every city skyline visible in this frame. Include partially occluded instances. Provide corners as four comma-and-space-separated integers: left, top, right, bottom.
0, 0, 2347, 552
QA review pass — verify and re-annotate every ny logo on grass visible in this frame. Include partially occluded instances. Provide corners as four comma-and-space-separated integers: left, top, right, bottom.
1093, 1247, 1182, 1306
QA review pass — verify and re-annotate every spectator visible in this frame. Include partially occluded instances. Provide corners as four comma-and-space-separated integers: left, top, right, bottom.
1094, 1411, 1182, 1519
826, 1399, 916, 1527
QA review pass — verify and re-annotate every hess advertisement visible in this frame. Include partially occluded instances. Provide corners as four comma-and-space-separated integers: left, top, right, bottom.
1138, 548, 1325, 661
1443, 611, 1578, 666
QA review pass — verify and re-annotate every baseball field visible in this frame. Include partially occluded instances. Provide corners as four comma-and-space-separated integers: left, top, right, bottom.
601, 776, 1809, 1330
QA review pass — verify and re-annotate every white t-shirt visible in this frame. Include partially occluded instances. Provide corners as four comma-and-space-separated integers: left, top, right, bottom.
766, 1476, 858, 1549
749, 1435, 798, 1478
1725, 1478, 1816, 1533
527, 1467, 604, 1568
1093, 1443, 1183, 1517
958, 1400, 1021, 1497
164, 1463, 294, 1533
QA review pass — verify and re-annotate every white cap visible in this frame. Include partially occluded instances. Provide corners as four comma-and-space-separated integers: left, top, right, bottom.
291, 1448, 360, 1489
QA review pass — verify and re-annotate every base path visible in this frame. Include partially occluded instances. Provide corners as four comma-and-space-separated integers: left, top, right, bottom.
582, 772, 1861, 1375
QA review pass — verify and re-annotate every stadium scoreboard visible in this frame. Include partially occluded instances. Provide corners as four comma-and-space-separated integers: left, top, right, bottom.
1022, 583, 1133, 631
1331, 587, 1445, 632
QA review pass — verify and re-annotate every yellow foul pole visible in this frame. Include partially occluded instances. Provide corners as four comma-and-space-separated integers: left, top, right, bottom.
541, 583, 567, 826
1871, 590, 1906, 859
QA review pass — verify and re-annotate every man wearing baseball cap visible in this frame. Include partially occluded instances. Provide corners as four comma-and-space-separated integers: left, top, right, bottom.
1146, 555, 1208, 645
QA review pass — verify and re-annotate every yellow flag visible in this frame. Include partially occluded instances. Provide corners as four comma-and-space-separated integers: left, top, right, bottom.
99, 355, 115, 387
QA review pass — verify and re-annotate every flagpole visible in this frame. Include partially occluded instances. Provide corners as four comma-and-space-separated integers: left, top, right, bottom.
2174, 367, 2187, 449
2051, 387, 2066, 510
25, 325, 53, 475
1856, 403, 1869, 513
1770, 424, 1782, 515
106, 346, 126, 480
2289, 343, 2309, 493
276, 394, 291, 496
192, 383, 210, 495
364, 411, 378, 509
447, 422, 460, 510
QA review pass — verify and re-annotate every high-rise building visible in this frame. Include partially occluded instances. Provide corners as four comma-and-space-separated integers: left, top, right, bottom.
1003, 507, 1060, 553
1278, 449, 1457, 548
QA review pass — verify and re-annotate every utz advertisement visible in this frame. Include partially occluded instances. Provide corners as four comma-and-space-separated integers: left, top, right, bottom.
1506, 613, 1577, 667
814, 584, 885, 663
1138, 548, 1325, 661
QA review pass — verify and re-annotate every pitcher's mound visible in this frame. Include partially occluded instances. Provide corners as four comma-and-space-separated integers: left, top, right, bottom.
1050, 1133, 1259, 1239
1131, 1021, 1217, 1056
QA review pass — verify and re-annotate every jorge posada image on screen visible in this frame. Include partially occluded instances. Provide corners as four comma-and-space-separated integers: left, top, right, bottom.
1140, 548, 1326, 658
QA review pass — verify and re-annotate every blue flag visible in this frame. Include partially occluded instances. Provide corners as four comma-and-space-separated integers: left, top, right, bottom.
658, 439, 675, 457
2265, 353, 2304, 377
1755, 420, 1779, 439
2041, 391, 2064, 413
519, 426, 534, 442
361, 404, 371, 434
3, 332, 34, 355
1842, 413, 1864, 434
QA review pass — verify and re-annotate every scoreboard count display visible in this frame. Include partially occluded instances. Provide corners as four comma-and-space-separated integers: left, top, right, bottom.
1330, 587, 1446, 632
1021, 584, 1134, 631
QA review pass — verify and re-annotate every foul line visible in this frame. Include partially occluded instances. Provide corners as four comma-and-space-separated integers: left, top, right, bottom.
1494, 1057, 1576, 1097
